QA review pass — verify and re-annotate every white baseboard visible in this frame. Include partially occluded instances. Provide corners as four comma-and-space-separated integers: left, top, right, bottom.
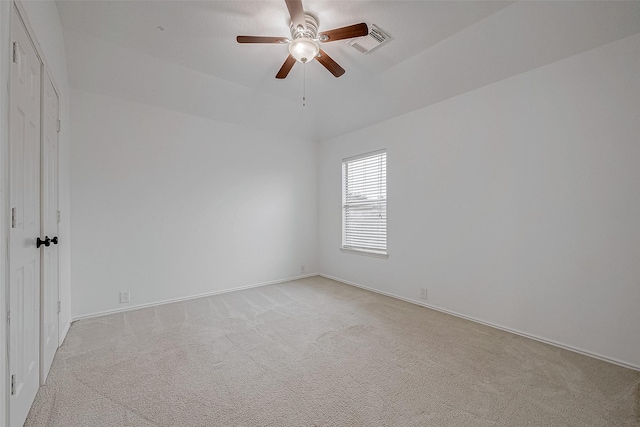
60, 320, 71, 344
319, 274, 640, 372
72, 273, 318, 322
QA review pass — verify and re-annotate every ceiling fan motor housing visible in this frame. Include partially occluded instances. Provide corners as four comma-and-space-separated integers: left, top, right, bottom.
290, 14, 319, 40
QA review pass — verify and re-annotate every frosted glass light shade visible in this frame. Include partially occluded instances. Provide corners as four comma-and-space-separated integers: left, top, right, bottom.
289, 38, 319, 63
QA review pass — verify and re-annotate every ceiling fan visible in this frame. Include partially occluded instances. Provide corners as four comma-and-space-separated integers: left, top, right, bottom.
236, 0, 369, 79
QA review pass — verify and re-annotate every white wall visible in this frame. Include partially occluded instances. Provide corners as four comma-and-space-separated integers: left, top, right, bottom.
70, 88, 318, 318
318, 33, 640, 369
0, 2, 71, 426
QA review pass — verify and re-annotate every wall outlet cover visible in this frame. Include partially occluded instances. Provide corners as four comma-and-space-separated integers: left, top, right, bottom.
119, 291, 130, 304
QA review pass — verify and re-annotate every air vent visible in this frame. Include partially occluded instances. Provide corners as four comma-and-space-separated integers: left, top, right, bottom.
348, 24, 389, 54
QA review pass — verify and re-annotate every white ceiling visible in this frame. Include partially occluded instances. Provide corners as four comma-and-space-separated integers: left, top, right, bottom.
56, 0, 640, 141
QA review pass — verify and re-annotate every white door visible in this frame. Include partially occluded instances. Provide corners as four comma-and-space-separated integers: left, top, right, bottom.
9, 7, 42, 427
40, 73, 60, 384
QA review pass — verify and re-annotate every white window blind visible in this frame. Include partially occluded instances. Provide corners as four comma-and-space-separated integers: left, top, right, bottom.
342, 150, 387, 254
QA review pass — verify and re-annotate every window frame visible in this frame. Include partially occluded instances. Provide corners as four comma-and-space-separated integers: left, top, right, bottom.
341, 149, 388, 258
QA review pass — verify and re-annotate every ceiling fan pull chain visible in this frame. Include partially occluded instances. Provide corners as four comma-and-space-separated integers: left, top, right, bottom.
302, 62, 306, 107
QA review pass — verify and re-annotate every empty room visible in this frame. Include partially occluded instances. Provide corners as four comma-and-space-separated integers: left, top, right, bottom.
1, 0, 639, 426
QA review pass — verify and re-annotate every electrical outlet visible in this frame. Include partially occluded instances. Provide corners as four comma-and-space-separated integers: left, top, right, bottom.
420, 288, 427, 300
300, 265, 306, 274
119, 291, 130, 304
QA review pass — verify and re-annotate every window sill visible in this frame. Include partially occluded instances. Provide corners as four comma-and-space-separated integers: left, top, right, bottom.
340, 247, 389, 259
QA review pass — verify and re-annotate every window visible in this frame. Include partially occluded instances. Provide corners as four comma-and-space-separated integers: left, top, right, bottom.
342, 150, 387, 256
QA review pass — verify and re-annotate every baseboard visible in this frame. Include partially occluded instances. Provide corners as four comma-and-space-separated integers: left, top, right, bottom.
319, 273, 640, 372
72, 273, 318, 322
60, 320, 71, 344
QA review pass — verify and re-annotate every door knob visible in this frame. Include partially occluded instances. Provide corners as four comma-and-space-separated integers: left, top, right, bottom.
37, 236, 51, 248
51, 236, 58, 245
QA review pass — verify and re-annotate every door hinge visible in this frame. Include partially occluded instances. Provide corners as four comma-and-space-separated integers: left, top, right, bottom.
12, 42, 19, 64
57, 301, 61, 314
57, 119, 61, 133
11, 374, 16, 395
11, 207, 17, 228
7, 309, 10, 325
57, 210, 61, 223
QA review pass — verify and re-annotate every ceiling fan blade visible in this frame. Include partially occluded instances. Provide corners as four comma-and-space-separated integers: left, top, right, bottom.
285, 0, 306, 32
276, 55, 297, 79
319, 23, 368, 42
236, 36, 289, 44
316, 49, 345, 78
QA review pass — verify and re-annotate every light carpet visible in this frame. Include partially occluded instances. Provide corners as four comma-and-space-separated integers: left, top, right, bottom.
26, 276, 640, 426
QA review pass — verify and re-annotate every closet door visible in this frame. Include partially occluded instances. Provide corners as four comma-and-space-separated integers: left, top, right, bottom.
9, 7, 42, 427
40, 72, 60, 385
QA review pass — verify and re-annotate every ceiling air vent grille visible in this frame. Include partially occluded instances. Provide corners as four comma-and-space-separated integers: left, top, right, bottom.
348, 25, 389, 54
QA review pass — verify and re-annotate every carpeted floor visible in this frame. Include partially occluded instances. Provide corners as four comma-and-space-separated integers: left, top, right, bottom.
26, 276, 639, 426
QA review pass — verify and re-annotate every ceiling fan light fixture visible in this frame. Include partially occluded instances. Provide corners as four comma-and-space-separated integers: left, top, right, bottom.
289, 37, 319, 63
